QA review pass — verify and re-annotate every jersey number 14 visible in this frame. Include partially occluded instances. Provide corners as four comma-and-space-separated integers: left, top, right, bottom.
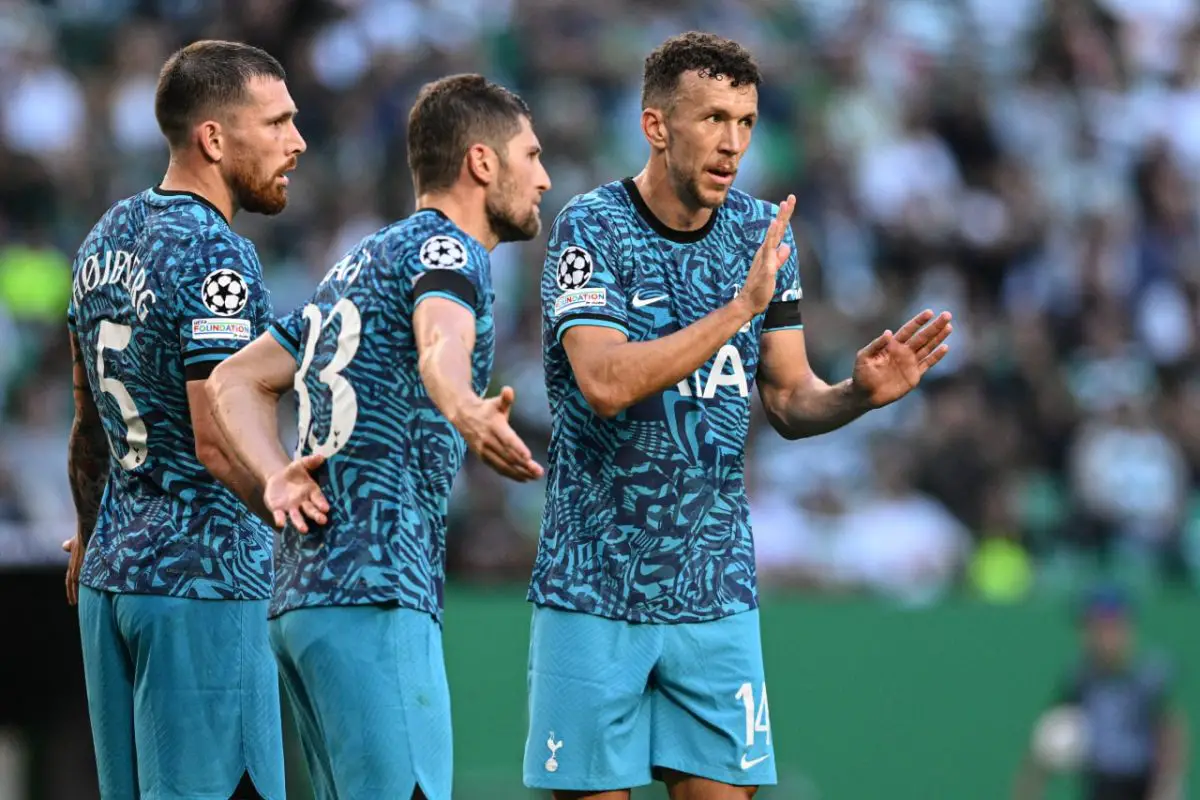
736, 681, 772, 748
294, 300, 362, 458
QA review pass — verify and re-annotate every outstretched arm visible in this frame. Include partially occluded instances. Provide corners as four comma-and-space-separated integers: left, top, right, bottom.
756, 310, 953, 440
754, 328, 870, 440
414, 297, 542, 481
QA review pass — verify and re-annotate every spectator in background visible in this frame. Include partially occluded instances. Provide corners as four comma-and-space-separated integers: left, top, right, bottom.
1013, 585, 1189, 800
0, 228, 72, 326
832, 439, 969, 606
0, 465, 33, 563
752, 477, 851, 592
1068, 398, 1189, 575
0, 467, 26, 526
0, 0, 1197, 596
968, 477, 1036, 604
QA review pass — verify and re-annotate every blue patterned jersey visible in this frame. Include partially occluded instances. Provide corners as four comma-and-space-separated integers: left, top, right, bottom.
530, 179, 804, 623
269, 209, 495, 621
68, 187, 276, 599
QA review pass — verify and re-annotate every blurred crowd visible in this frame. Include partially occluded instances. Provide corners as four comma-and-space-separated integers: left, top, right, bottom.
2, 0, 1200, 604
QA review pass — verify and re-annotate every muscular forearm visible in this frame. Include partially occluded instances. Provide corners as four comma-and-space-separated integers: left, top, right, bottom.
200, 434, 273, 525
767, 377, 871, 440
68, 419, 109, 543
209, 381, 290, 488
577, 299, 753, 418
418, 328, 480, 426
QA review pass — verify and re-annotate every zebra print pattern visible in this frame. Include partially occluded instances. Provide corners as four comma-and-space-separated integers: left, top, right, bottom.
269, 209, 495, 621
529, 180, 802, 624
70, 188, 276, 600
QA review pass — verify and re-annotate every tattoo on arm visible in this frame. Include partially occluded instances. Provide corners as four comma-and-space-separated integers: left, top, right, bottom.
68, 332, 109, 543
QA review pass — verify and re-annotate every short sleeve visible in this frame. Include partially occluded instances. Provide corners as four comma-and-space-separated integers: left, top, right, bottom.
409, 232, 487, 317
269, 305, 305, 364
178, 234, 272, 381
543, 201, 629, 342
763, 223, 803, 332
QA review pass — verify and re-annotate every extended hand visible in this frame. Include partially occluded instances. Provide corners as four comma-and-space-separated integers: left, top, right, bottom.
265, 454, 330, 533
738, 195, 796, 316
457, 386, 544, 482
852, 310, 953, 408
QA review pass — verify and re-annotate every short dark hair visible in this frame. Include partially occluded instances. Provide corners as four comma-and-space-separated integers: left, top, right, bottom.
155, 40, 286, 148
407, 74, 531, 195
642, 32, 761, 111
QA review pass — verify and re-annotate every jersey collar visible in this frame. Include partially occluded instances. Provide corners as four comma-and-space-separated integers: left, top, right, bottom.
150, 186, 227, 223
621, 177, 720, 244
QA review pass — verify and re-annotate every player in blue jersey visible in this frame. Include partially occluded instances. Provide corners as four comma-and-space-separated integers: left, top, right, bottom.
63, 41, 305, 800
525, 32, 955, 799
205, 74, 550, 800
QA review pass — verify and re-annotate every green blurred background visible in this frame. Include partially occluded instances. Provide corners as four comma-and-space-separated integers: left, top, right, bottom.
3, 0, 1200, 797
268, 586, 1194, 800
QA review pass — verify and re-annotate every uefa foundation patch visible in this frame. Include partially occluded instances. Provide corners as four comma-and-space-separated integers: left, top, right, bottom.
554, 288, 607, 316
192, 318, 252, 341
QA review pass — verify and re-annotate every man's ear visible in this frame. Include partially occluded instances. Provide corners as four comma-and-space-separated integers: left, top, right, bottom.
642, 108, 669, 153
197, 120, 224, 163
465, 143, 497, 186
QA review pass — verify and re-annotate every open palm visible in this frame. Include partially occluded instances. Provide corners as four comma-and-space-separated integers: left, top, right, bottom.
265, 453, 330, 534
853, 310, 953, 408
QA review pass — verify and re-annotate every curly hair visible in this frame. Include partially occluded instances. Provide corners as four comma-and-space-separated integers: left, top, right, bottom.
641, 32, 761, 111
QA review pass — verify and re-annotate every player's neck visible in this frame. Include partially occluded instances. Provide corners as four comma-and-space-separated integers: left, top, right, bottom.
160, 158, 234, 224
416, 192, 498, 251
633, 165, 713, 232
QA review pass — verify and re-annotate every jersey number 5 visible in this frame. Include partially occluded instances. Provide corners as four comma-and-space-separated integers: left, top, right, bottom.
96, 320, 148, 470
294, 299, 362, 458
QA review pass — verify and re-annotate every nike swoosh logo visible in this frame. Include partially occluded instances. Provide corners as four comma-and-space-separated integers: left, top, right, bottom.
741, 754, 771, 770
631, 293, 667, 308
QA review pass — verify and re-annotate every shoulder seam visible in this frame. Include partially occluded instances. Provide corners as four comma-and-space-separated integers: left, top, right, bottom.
564, 190, 626, 257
